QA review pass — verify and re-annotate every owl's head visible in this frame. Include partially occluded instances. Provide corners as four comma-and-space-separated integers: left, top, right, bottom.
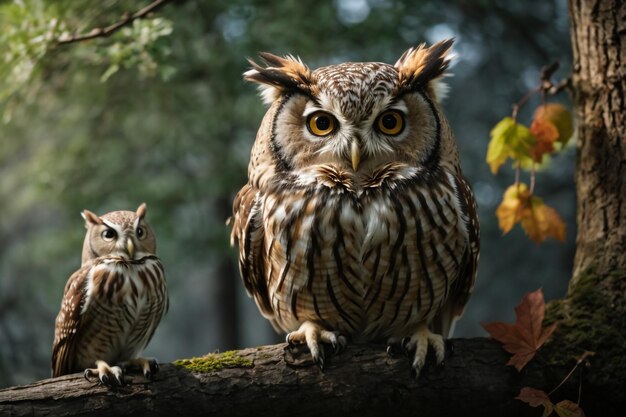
244, 39, 459, 184
80, 203, 156, 264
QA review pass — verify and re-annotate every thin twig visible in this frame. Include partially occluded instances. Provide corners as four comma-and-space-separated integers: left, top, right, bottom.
577, 365, 584, 405
57, 0, 176, 46
548, 351, 595, 397
511, 87, 539, 121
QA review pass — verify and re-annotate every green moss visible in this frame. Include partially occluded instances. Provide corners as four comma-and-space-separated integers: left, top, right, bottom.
543, 270, 626, 389
173, 350, 253, 373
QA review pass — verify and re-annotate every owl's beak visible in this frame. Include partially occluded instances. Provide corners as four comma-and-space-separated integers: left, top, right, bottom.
351, 140, 361, 171
126, 238, 135, 260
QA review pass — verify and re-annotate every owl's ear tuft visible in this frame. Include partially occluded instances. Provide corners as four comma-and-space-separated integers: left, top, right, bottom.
395, 38, 454, 99
244, 53, 313, 105
81, 210, 103, 227
136, 203, 147, 219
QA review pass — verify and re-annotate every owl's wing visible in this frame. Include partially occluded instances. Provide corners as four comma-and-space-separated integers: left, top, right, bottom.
431, 173, 480, 338
231, 184, 275, 320
51, 264, 94, 377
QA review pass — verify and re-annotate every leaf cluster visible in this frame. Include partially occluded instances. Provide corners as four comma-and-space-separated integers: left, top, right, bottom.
487, 96, 572, 243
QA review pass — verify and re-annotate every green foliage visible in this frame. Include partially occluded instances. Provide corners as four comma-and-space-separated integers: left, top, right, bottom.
99, 18, 174, 82
0, 0, 175, 120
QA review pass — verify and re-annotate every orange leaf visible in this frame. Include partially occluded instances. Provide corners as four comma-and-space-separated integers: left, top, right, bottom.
516, 387, 554, 417
554, 400, 585, 417
529, 118, 559, 162
533, 103, 574, 146
520, 198, 566, 243
481, 288, 557, 371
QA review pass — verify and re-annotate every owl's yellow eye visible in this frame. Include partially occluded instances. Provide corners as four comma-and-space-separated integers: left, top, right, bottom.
307, 111, 337, 137
376, 110, 404, 136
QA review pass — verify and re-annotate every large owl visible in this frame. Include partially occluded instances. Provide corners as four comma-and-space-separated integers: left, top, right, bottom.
231, 39, 479, 376
52, 203, 168, 386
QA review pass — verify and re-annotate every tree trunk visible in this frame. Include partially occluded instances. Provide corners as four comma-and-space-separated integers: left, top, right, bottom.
569, 0, 626, 284
0, 2, 625, 416
539, 0, 626, 412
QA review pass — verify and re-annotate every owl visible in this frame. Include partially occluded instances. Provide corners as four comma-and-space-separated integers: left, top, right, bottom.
231, 39, 479, 376
52, 203, 168, 386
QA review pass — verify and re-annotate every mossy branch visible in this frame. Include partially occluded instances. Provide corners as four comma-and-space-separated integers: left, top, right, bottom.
0, 338, 601, 417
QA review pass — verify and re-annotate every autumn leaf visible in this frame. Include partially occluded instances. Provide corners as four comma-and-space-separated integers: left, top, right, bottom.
496, 183, 529, 234
481, 288, 557, 371
516, 387, 554, 417
486, 117, 536, 174
520, 197, 566, 243
496, 183, 566, 243
554, 400, 585, 417
529, 117, 559, 162
533, 103, 574, 146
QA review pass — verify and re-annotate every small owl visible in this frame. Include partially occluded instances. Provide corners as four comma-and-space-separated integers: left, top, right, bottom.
52, 203, 168, 386
231, 39, 479, 376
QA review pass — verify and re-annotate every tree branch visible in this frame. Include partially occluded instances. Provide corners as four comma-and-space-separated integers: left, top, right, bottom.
57, 0, 176, 46
0, 339, 557, 417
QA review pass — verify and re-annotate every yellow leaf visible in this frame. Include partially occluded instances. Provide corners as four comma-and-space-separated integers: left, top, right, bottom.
533, 103, 574, 146
487, 118, 513, 174
496, 184, 530, 234
496, 184, 566, 243
487, 117, 536, 174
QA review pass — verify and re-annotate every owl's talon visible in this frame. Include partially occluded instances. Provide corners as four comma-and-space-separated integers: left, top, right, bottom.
401, 336, 413, 356
315, 349, 326, 371
336, 335, 348, 353
285, 321, 345, 369
84, 360, 125, 387
445, 339, 455, 357
119, 357, 159, 380
143, 358, 159, 379
398, 325, 446, 379
285, 333, 297, 348
84, 368, 95, 382
149, 359, 160, 376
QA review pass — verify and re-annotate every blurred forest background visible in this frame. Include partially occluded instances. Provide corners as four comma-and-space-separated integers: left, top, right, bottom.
0, 0, 574, 388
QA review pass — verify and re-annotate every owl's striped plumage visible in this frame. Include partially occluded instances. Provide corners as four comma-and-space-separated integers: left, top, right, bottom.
52, 204, 168, 385
231, 39, 479, 375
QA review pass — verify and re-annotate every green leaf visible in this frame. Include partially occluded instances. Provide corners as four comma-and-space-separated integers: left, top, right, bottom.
486, 117, 536, 174
100, 64, 120, 82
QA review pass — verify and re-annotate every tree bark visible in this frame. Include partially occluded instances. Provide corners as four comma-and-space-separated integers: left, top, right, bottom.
539, 0, 626, 413
569, 0, 626, 285
0, 340, 556, 417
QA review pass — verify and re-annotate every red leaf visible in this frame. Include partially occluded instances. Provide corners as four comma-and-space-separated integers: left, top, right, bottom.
481, 288, 557, 371
516, 387, 554, 417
